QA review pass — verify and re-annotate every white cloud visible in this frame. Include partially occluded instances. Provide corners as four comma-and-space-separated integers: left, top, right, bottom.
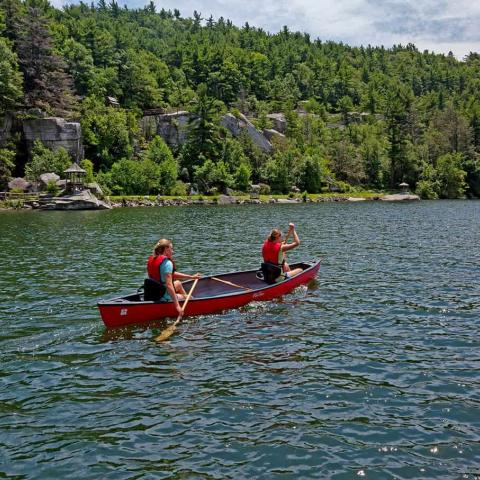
53, 0, 480, 58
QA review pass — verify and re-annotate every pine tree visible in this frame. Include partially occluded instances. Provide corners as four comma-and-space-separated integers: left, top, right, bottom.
15, 7, 77, 116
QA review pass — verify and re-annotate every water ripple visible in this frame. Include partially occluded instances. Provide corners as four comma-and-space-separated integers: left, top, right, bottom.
1, 202, 479, 478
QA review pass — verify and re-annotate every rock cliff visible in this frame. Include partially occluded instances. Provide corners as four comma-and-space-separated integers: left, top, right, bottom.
140, 111, 193, 146
220, 113, 273, 153
22, 117, 83, 160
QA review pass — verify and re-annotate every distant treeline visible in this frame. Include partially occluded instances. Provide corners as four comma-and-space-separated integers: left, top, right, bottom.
1, 0, 479, 198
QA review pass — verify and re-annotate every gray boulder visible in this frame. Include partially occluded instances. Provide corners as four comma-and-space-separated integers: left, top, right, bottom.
39, 172, 60, 187
86, 182, 104, 196
8, 177, 31, 191
217, 194, 236, 205
263, 128, 286, 145
266, 113, 286, 133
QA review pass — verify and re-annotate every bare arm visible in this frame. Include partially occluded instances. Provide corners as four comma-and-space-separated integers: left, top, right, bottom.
174, 272, 202, 280
281, 227, 300, 253
165, 272, 182, 315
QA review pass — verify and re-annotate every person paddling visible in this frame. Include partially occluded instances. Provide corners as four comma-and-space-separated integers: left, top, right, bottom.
147, 239, 201, 316
261, 223, 303, 283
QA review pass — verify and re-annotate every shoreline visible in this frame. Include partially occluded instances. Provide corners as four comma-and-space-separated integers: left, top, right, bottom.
0, 193, 421, 210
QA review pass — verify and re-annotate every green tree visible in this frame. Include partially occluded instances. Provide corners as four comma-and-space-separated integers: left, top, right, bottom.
181, 83, 223, 174
0, 37, 23, 113
25, 142, 71, 182
193, 159, 233, 193
60, 38, 94, 96
80, 158, 95, 183
81, 97, 136, 170
262, 150, 296, 193
142, 136, 178, 194
0, 146, 15, 189
297, 154, 328, 193
338, 95, 353, 125
108, 158, 160, 195
234, 162, 251, 191
384, 80, 415, 186
436, 152, 467, 198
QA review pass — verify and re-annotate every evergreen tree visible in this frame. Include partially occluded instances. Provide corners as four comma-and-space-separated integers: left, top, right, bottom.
181, 83, 222, 174
15, 7, 77, 116
0, 37, 23, 113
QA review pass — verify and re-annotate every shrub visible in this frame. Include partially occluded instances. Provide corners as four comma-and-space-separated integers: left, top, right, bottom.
415, 179, 438, 199
25, 142, 71, 181
46, 180, 60, 195
170, 180, 188, 196
333, 181, 352, 193
258, 183, 270, 195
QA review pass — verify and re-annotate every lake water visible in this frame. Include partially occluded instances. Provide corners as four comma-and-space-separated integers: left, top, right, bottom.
1, 201, 479, 479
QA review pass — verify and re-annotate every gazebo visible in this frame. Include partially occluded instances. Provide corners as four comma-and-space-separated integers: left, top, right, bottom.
64, 163, 86, 194
399, 182, 410, 193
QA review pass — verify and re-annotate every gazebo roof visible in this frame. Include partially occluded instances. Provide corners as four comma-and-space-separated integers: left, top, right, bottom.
64, 162, 86, 174
399, 182, 409, 187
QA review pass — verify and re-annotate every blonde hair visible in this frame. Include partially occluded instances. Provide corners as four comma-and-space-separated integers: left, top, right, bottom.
153, 238, 172, 256
268, 229, 282, 242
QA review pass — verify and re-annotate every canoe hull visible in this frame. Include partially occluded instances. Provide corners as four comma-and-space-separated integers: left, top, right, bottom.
98, 260, 320, 328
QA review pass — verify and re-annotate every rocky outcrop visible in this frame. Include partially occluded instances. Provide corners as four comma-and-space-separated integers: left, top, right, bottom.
263, 128, 286, 145
220, 113, 273, 153
140, 111, 193, 146
23, 117, 83, 160
380, 194, 420, 201
141, 110, 274, 154
266, 113, 286, 133
38, 189, 111, 210
0, 114, 14, 145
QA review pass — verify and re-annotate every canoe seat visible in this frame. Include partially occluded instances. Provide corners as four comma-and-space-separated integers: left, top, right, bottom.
258, 262, 282, 284
143, 278, 166, 301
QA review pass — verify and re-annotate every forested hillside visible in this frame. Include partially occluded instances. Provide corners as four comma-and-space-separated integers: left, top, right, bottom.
1, 0, 480, 198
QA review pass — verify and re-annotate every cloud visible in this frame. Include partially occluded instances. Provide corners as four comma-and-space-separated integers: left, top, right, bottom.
53, 0, 480, 58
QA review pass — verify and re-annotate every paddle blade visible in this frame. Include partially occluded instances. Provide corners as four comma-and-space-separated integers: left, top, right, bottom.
154, 324, 177, 342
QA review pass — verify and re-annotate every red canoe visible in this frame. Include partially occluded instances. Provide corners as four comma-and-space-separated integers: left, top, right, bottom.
98, 259, 320, 328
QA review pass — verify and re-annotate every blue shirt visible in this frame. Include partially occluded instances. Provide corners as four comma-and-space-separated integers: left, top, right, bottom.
160, 259, 174, 301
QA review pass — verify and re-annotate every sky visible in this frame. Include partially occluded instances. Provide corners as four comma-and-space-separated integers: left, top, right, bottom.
55, 0, 480, 59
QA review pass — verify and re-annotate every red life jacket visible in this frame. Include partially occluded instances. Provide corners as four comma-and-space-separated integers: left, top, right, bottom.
147, 255, 171, 283
262, 240, 282, 265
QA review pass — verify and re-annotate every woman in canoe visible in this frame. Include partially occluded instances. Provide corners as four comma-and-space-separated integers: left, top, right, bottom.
262, 223, 303, 283
147, 239, 201, 315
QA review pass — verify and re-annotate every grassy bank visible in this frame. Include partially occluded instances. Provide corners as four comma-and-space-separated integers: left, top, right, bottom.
108, 190, 388, 203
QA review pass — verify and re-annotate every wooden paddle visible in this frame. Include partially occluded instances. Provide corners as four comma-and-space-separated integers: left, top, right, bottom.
282, 223, 294, 245
281, 223, 294, 271
155, 278, 199, 342
211, 276, 252, 291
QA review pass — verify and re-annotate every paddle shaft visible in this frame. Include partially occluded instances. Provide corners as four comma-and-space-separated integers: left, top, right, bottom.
155, 278, 199, 342
281, 224, 294, 268
173, 278, 199, 325
283, 224, 294, 244
211, 276, 252, 291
